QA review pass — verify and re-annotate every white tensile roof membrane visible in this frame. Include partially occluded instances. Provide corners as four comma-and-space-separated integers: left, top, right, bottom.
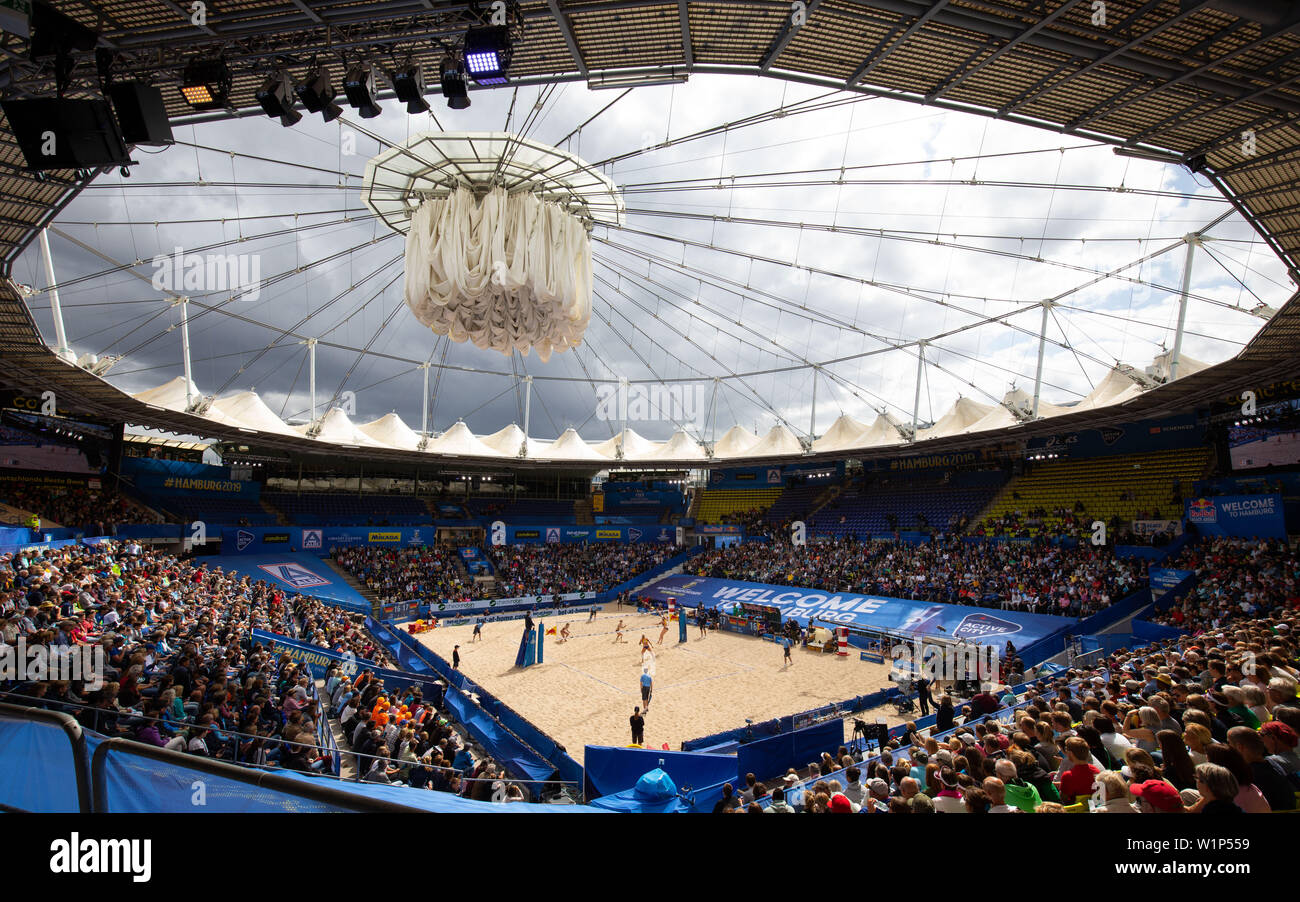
129, 359, 1170, 461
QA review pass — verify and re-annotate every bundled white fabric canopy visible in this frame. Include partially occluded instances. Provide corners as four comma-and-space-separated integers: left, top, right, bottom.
210, 391, 299, 436
712, 425, 761, 458
918, 397, 995, 440
132, 375, 201, 412
548, 428, 611, 460
812, 414, 871, 453
748, 424, 804, 457
593, 429, 663, 460
358, 413, 422, 451
1075, 367, 1144, 411
859, 413, 907, 448
403, 185, 593, 363
427, 422, 504, 457
643, 430, 707, 461
481, 424, 527, 456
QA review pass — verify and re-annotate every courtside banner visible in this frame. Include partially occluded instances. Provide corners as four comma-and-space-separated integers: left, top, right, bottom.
1149, 568, 1194, 594
250, 628, 376, 677
639, 575, 1075, 646
1185, 493, 1286, 539
502, 524, 674, 544
220, 526, 436, 554
248, 629, 441, 702
212, 553, 370, 611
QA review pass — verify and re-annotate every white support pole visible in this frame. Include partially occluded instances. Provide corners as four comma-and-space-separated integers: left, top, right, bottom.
523, 375, 534, 439
809, 365, 818, 442
39, 229, 74, 362
179, 297, 193, 411
307, 338, 318, 423
911, 342, 926, 440
1170, 234, 1199, 382
421, 363, 431, 438
618, 376, 628, 440
1031, 301, 1051, 419
709, 378, 719, 445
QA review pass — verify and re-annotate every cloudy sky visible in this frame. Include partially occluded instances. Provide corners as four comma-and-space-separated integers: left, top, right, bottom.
14, 74, 1294, 444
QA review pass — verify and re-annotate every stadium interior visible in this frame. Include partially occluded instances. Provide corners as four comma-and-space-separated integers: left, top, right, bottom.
1, 0, 1299, 826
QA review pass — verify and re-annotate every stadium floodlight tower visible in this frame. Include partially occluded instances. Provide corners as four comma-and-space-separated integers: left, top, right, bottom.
361, 131, 625, 367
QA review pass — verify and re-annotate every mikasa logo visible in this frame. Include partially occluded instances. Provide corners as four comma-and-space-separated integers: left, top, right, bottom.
49, 833, 152, 883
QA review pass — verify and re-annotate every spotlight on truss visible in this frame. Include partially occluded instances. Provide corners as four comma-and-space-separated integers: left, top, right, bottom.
256, 71, 302, 127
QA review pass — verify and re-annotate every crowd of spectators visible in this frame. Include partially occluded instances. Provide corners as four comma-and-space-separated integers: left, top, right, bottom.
489, 542, 675, 597
1, 483, 162, 533
1150, 537, 1298, 635
685, 537, 1146, 618
327, 663, 524, 801
723, 609, 1299, 813
0, 540, 431, 780
332, 545, 473, 603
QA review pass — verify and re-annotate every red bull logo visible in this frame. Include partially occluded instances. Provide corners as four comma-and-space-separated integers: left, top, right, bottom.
1188, 498, 1217, 523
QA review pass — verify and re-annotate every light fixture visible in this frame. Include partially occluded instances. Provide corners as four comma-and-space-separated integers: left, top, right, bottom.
295, 67, 344, 122
463, 25, 512, 85
180, 58, 231, 110
392, 64, 431, 114
439, 56, 471, 110
343, 64, 383, 118
256, 71, 302, 127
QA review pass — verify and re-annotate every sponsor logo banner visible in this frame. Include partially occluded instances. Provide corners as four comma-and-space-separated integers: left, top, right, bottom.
301, 529, 323, 550
257, 561, 331, 589
368, 531, 401, 543
262, 532, 290, 544
637, 575, 1073, 646
1186, 493, 1285, 538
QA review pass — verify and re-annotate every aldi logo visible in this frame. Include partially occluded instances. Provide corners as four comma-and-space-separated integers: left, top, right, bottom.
546, 527, 561, 544
257, 562, 331, 589
951, 612, 1023, 641
301, 529, 323, 550
236, 529, 255, 551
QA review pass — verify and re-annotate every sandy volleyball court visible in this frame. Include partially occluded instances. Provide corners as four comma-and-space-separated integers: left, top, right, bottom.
418, 608, 902, 763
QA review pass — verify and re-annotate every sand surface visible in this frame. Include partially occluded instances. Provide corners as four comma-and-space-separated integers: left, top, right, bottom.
418, 608, 903, 763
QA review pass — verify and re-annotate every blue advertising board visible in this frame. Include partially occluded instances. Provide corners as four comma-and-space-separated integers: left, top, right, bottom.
638, 574, 1075, 647
122, 457, 260, 498
1185, 493, 1286, 539
210, 553, 370, 611
1149, 568, 1194, 594
249, 629, 442, 702
1028, 412, 1205, 458
220, 525, 438, 554
494, 524, 675, 545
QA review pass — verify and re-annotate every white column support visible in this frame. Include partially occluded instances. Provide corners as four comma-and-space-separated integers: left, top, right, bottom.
1031, 301, 1052, 419
708, 378, 720, 446
523, 375, 534, 440
911, 341, 927, 440
307, 338, 318, 423
178, 297, 193, 411
618, 376, 628, 440
39, 228, 74, 363
420, 362, 431, 439
1170, 234, 1200, 382
809, 365, 818, 443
